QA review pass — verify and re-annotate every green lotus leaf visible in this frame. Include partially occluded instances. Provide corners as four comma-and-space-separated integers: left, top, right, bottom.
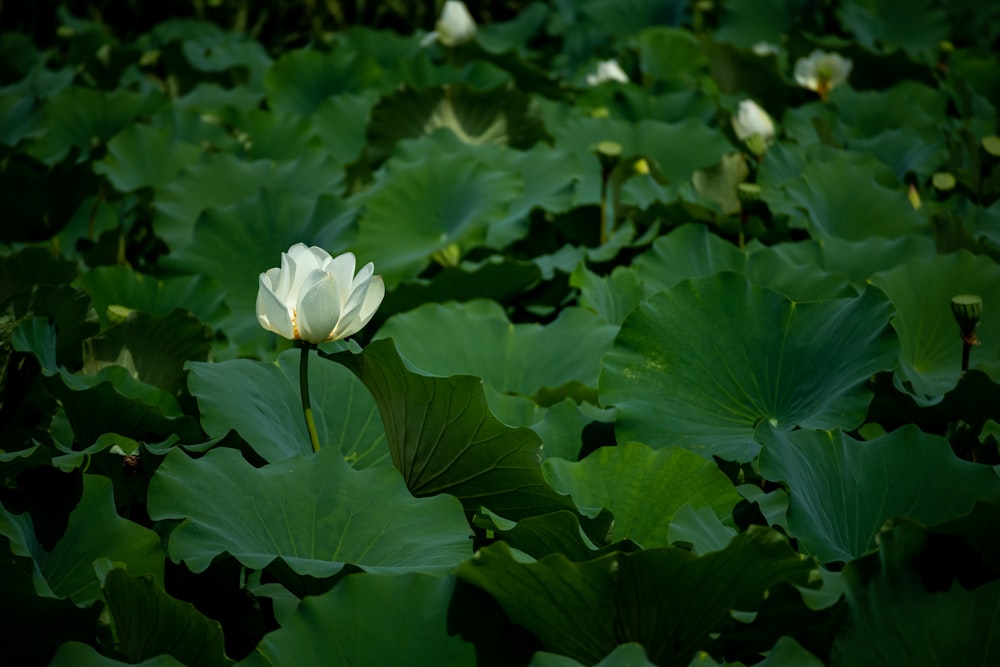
600, 272, 899, 461
352, 140, 522, 286
27, 87, 157, 164
475, 509, 614, 561
327, 338, 575, 520
830, 522, 1000, 665
530, 643, 655, 667
631, 224, 743, 297
819, 235, 936, 286
241, 573, 473, 666
572, 264, 644, 327
265, 47, 385, 115
714, 0, 794, 48
550, 116, 733, 193
638, 27, 707, 84
375, 256, 541, 328
766, 151, 927, 241
94, 124, 203, 192
152, 152, 345, 252
757, 424, 1000, 563
1, 536, 103, 667
0, 91, 39, 147
543, 442, 741, 548
869, 250, 1000, 404
187, 349, 387, 467
99, 566, 231, 667
579, 0, 687, 37
841, 0, 949, 61
177, 26, 272, 90
147, 445, 471, 576
456, 527, 812, 667
310, 91, 380, 164
0, 474, 163, 604
86, 309, 212, 396
75, 266, 228, 329
165, 189, 355, 346
50, 643, 186, 667
237, 109, 317, 161
666, 504, 738, 556
376, 300, 617, 397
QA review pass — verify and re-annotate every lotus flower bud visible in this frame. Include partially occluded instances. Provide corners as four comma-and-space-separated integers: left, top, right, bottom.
587, 60, 629, 86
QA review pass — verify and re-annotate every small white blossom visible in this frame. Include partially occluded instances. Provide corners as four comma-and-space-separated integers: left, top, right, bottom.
586, 59, 629, 86
421, 1, 477, 47
732, 99, 775, 144
793, 50, 852, 98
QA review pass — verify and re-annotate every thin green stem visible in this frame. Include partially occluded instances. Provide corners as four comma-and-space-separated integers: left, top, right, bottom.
299, 341, 321, 453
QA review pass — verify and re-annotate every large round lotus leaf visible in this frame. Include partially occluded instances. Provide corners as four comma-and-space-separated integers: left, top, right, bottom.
766, 151, 927, 241
352, 143, 522, 286
757, 424, 1000, 563
375, 300, 618, 398
147, 446, 472, 577
50, 643, 186, 667
0, 475, 163, 604
600, 272, 899, 461
542, 442, 741, 548
94, 124, 202, 192
869, 250, 1000, 405
264, 47, 385, 115
241, 573, 474, 667
456, 528, 811, 667
187, 349, 387, 467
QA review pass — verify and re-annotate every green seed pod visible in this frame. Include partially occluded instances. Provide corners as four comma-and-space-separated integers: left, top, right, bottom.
951, 294, 982, 340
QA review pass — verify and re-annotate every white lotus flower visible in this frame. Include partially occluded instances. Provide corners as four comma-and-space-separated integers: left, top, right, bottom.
794, 50, 852, 99
421, 1, 477, 47
257, 243, 384, 344
587, 59, 629, 86
732, 99, 775, 153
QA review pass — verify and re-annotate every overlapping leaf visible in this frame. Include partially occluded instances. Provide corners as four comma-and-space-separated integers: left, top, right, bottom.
147, 446, 472, 577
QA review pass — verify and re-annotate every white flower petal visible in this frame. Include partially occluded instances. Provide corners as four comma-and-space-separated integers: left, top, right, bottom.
336, 275, 385, 340
297, 272, 343, 343
256, 272, 295, 339
326, 252, 357, 307
437, 1, 476, 47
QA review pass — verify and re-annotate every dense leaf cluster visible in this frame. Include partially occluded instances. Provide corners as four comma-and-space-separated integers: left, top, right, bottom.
2, 1, 1000, 665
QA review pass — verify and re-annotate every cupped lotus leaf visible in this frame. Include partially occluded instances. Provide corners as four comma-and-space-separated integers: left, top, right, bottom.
241, 573, 475, 667
187, 349, 387, 467
99, 566, 231, 667
165, 189, 355, 346
666, 504, 738, 556
572, 264, 644, 327
830, 522, 1000, 666
147, 445, 472, 577
310, 91, 380, 164
757, 424, 1000, 563
542, 442, 741, 548
766, 151, 927, 241
327, 338, 575, 521
265, 47, 385, 115
600, 272, 899, 461
841, 0, 949, 60
530, 643, 655, 667
0, 474, 163, 604
474, 509, 614, 561
50, 643, 186, 667
94, 124, 202, 192
27, 87, 154, 164
75, 266, 228, 329
352, 143, 522, 286
869, 250, 1000, 405
456, 527, 812, 667
375, 300, 618, 397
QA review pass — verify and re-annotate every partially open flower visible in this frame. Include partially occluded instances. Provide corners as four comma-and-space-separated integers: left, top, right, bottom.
794, 50, 852, 100
423, 1, 477, 47
586, 59, 629, 86
732, 99, 775, 155
257, 244, 384, 344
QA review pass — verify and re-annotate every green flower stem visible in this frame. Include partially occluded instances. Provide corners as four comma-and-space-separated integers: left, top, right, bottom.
299, 341, 321, 453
